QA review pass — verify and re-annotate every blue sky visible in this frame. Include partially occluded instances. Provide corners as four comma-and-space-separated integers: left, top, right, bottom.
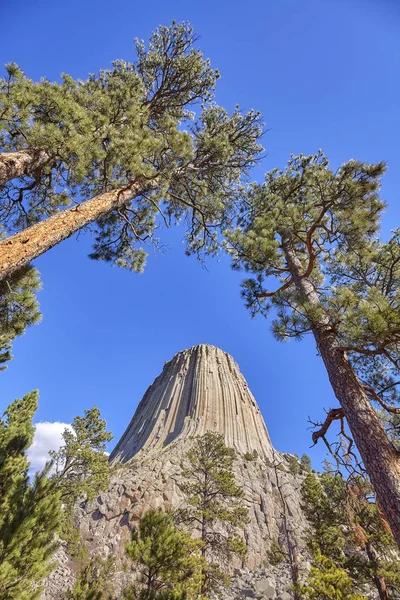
1, 0, 399, 468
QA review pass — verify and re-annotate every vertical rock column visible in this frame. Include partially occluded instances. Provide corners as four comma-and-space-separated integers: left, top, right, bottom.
110, 344, 275, 463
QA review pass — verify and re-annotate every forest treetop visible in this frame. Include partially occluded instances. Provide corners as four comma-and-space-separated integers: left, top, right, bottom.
0, 21, 263, 272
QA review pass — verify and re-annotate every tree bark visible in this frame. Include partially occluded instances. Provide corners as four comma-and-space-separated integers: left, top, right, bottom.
201, 480, 208, 596
0, 178, 157, 283
365, 541, 388, 600
0, 150, 49, 186
282, 239, 400, 549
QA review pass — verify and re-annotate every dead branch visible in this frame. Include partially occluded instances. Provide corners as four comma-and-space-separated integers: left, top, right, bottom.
311, 408, 345, 445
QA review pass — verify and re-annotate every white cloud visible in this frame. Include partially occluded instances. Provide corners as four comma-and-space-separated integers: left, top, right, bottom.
27, 421, 72, 473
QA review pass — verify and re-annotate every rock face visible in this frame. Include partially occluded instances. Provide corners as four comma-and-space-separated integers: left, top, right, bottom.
44, 344, 309, 599
110, 344, 275, 463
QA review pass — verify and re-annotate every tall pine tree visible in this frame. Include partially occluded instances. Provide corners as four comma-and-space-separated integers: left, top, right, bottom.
178, 432, 248, 596
50, 406, 113, 505
223, 152, 400, 546
124, 509, 202, 600
49, 406, 113, 553
0, 391, 61, 599
0, 22, 263, 282
300, 474, 365, 600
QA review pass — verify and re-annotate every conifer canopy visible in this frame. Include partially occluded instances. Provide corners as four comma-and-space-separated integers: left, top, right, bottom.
0, 22, 263, 279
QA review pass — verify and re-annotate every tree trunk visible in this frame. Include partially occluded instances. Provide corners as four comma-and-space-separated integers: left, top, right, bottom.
0, 178, 157, 283
282, 239, 400, 549
0, 150, 49, 186
273, 450, 301, 600
365, 541, 388, 600
201, 486, 208, 596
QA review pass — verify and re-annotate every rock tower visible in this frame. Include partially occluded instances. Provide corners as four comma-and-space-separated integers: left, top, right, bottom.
110, 344, 274, 463
44, 345, 308, 599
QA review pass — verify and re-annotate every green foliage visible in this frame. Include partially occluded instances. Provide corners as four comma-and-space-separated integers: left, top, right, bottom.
123, 588, 187, 600
267, 537, 286, 566
223, 150, 399, 536
124, 509, 202, 599
0, 391, 61, 599
63, 556, 115, 600
0, 264, 41, 369
60, 513, 89, 562
225, 151, 386, 340
0, 64, 92, 229
328, 228, 400, 444
50, 406, 113, 506
343, 477, 400, 597
49, 405, 113, 557
301, 471, 400, 598
178, 432, 248, 594
243, 449, 258, 461
300, 454, 312, 473
296, 552, 366, 600
284, 453, 300, 475
301, 473, 347, 563
1, 22, 263, 272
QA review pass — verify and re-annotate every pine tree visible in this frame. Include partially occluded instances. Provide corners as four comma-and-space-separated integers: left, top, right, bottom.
124, 509, 202, 600
49, 406, 113, 551
301, 471, 400, 599
344, 477, 400, 600
0, 264, 41, 369
297, 552, 366, 600
299, 474, 365, 599
177, 432, 249, 596
300, 454, 312, 473
223, 152, 400, 546
308, 473, 349, 563
50, 406, 113, 505
284, 453, 300, 475
63, 556, 115, 600
0, 22, 263, 283
0, 391, 61, 599
271, 451, 301, 598
328, 228, 400, 457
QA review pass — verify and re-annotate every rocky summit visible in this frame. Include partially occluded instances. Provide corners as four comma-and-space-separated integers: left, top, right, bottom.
110, 344, 275, 463
44, 345, 310, 599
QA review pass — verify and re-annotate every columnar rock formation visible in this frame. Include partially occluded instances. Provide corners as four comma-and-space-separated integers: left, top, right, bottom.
44, 344, 309, 599
110, 344, 274, 463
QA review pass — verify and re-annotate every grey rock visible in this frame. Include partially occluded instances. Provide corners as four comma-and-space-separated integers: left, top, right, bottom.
254, 578, 276, 598
277, 593, 293, 600
110, 345, 276, 463
42, 345, 309, 599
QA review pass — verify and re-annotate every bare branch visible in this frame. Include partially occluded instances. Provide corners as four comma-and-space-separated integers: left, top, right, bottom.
311, 408, 345, 445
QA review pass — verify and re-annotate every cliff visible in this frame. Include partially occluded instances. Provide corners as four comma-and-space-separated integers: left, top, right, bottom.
110, 344, 274, 463
44, 345, 308, 599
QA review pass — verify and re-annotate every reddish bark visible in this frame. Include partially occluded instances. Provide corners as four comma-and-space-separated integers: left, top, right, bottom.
283, 239, 400, 549
0, 177, 157, 282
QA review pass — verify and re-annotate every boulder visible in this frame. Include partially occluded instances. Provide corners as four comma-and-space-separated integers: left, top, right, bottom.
276, 593, 293, 600
254, 577, 276, 599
